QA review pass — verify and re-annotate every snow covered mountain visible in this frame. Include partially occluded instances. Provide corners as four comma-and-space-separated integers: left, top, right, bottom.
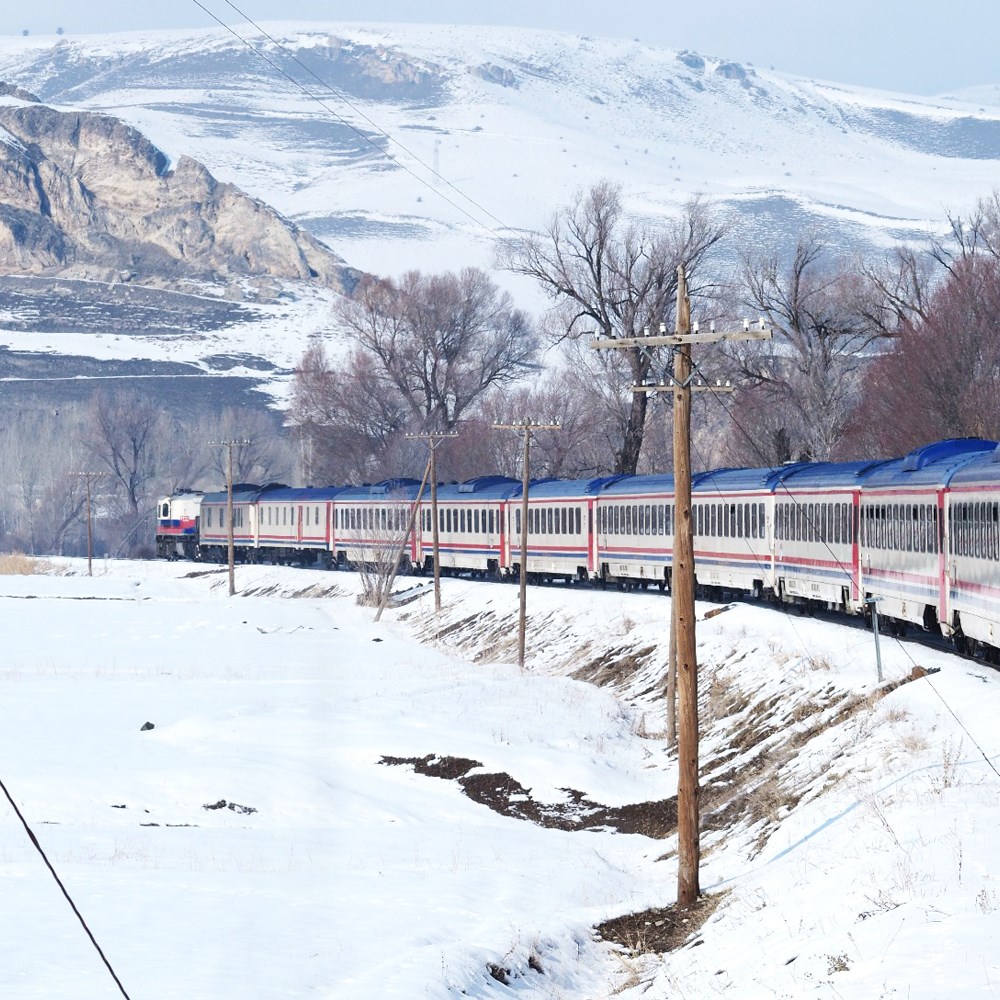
0, 22, 998, 410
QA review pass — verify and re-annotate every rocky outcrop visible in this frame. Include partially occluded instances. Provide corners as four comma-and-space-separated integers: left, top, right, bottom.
0, 94, 355, 297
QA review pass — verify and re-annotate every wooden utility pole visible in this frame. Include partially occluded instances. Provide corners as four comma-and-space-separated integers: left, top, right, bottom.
210, 440, 250, 597
405, 431, 459, 614
492, 420, 560, 669
591, 265, 771, 907
70, 472, 105, 576
671, 268, 699, 905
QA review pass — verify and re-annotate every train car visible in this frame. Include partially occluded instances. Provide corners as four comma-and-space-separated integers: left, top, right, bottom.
515, 476, 622, 584
156, 490, 204, 560
199, 484, 269, 562
256, 485, 347, 566
594, 473, 682, 590
856, 438, 996, 636
938, 444, 1000, 657
422, 477, 520, 577
331, 479, 425, 571
768, 459, 889, 612
691, 465, 784, 601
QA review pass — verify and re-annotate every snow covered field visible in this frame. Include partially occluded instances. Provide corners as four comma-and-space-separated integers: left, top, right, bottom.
1, 559, 998, 998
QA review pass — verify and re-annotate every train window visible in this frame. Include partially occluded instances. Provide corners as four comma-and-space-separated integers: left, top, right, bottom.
489, 510, 495, 534
575, 508, 582, 534
543, 508, 550, 534
560, 508, 567, 534
445, 509, 451, 533
707, 505, 715, 537
472, 509, 477, 533
515, 509, 521, 534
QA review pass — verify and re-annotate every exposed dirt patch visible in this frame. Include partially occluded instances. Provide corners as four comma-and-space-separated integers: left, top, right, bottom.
381, 754, 676, 837
596, 894, 723, 955
571, 644, 659, 688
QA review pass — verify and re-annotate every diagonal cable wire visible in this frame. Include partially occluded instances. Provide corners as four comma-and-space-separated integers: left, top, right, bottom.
0, 776, 133, 999
190, 0, 522, 246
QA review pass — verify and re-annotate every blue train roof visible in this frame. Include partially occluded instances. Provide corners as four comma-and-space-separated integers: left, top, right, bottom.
202, 484, 273, 504
936, 444, 1000, 486
336, 478, 427, 502
435, 477, 522, 502
520, 475, 628, 500
769, 459, 892, 491
600, 473, 675, 497
253, 485, 350, 503
693, 465, 807, 494
858, 439, 998, 489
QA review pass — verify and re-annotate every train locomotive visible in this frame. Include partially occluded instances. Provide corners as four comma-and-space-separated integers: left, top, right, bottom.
156, 437, 1000, 661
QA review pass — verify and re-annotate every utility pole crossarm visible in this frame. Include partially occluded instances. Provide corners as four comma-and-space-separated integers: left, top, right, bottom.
589, 326, 772, 350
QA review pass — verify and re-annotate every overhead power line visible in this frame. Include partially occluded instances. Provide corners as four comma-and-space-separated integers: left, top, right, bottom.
190, 0, 520, 245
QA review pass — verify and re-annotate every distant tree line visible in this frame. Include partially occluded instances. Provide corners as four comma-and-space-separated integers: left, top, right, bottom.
292, 181, 1000, 484
0, 393, 292, 559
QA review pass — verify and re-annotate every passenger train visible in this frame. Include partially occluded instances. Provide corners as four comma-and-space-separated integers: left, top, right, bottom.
156, 438, 1000, 662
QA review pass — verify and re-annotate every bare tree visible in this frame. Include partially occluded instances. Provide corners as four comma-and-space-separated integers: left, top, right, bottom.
730, 237, 885, 462
86, 390, 161, 555
289, 343, 412, 484
857, 245, 936, 335
852, 254, 1000, 456
337, 267, 538, 431
205, 407, 291, 486
499, 180, 726, 473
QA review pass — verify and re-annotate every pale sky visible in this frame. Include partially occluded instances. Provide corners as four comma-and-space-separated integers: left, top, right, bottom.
4, 0, 999, 97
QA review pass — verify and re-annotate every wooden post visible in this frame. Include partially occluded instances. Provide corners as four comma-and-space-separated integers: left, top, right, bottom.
492, 421, 560, 669
405, 431, 459, 614
672, 265, 700, 906
588, 270, 771, 909
431, 444, 441, 613
518, 425, 531, 669
210, 440, 250, 597
69, 473, 105, 576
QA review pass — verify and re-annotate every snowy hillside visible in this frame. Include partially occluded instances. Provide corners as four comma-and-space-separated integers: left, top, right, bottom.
0, 23, 999, 409
1, 558, 997, 998
2, 23, 999, 283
